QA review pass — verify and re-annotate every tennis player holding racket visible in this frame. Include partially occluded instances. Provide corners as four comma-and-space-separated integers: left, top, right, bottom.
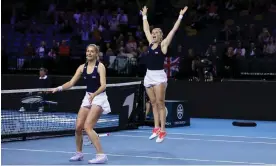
51, 44, 110, 164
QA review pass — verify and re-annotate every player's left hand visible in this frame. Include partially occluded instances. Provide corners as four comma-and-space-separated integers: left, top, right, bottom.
88, 93, 95, 104
180, 6, 188, 15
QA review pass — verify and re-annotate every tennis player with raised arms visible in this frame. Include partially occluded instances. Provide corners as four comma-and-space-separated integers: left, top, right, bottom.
141, 6, 188, 143
51, 44, 110, 164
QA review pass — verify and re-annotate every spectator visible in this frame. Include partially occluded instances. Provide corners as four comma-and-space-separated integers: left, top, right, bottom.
58, 40, 70, 56
196, 0, 207, 12
220, 24, 232, 41
117, 9, 128, 32
98, 46, 104, 60
205, 44, 217, 58
109, 15, 119, 33
205, 44, 219, 74
24, 43, 35, 56
101, 26, 112, 43
51, 40, 59, 53
117, 40, 125, 52
48, 49, 57, 59
263, 37, 276, 56
234, 26, 243, 41
225, 0, 236, 11
135, 26, 144, 40
105, 43, 115, 57
185, 48, 199, 80
73, 10, 81, 24
37, 67, 52, 112
126, 35, 137, 51
89, 10, 99, 32
39, 67, 49, 82
245, 24, 257, 41
137, 45, 148, 76
137, 41, 144, 55
36, 41, 46, 58
234, 41, 246, 58
117, 47, 134, 58
117, 9, 128, 25
222, 46, 236, 78
116, 33, 125, 45
80, 25, 90, 41
176, 44, 184, 57
91, 27, 102, 43
207, 1, 218, 18
247, 42, 259, 57
100, 9, 112, 27
258, 28, 271, 45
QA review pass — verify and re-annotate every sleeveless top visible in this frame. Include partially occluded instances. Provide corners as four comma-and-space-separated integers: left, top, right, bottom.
82, 61, 105, 93
145, 43, 166, 70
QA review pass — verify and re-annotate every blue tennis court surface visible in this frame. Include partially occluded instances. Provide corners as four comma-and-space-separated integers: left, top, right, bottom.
2, 118, 276, 165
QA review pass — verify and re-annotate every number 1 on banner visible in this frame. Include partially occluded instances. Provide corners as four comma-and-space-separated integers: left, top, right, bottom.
84, 133, 110, 146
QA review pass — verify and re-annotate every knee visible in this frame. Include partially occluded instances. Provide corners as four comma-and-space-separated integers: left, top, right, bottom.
84, 123, 92, 133
156, 100, 165, 110
75, 124, 83, 134
150, 99, 157, 108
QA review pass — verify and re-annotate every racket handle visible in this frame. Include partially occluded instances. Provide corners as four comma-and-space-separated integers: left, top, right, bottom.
98, 133, 110, 137
84, 133, 110, 146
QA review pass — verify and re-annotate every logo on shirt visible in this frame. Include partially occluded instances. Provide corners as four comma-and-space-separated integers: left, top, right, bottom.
155, 52, 159, 54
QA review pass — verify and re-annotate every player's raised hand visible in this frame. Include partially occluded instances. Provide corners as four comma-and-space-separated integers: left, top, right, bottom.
180, 6, 188, 15
140, 6, 148, 16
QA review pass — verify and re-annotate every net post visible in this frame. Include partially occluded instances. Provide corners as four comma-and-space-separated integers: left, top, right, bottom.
22, 135, 27, 141
138, 82, 146, 127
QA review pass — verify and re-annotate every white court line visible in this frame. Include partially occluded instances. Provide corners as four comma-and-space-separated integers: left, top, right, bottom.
1, 148, 268, 165
126, 130, 276, 140
112, 134, 276, 145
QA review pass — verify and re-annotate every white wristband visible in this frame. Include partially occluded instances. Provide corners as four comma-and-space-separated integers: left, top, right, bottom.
178, 15, 183, 20
143, 15, 147, 20
57, 86, 63, 92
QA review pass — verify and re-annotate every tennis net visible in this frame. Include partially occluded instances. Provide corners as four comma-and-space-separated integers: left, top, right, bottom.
1, 81, 144, 142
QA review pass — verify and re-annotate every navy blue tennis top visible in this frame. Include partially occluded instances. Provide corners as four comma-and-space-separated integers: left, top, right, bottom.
145, 43, 166, 70
82, 61, 104, 93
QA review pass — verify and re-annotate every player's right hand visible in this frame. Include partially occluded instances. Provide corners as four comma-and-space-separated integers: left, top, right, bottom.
140, 6, 148, 16
51, 88, 59, 93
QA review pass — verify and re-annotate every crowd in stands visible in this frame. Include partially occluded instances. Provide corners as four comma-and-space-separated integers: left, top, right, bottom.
178, 0, 276, 81
2, 0, 154, 75
2, 0, 276, 80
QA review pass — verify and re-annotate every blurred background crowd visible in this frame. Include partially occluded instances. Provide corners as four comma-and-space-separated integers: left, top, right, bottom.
2, 0, 276, 81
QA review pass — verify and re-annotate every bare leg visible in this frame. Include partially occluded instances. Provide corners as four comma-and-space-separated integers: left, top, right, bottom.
84, 105, 103, 154
69, 107, 89, 161
153, 83, 167, 143
146, 87, 158, 128
76, 107, 90, 152
84, 105, 108, 164
153, 83, 167, 132
145, 102, 150, 118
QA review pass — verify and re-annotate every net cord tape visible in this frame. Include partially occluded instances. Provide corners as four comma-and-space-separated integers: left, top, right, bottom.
2, 81, 142, 94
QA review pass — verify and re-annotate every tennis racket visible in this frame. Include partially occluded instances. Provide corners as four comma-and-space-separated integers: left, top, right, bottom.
84, 133, 110, 146
21, 96, 43, 104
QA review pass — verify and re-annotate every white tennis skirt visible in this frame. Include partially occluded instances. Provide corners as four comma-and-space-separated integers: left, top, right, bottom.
144, 69, 168, 88
81, 92, 111, 114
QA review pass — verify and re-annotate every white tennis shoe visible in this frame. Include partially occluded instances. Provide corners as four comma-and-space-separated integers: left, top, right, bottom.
88, 154, 108, 164
69, 152, 84, 161
149, 128, 160, 140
